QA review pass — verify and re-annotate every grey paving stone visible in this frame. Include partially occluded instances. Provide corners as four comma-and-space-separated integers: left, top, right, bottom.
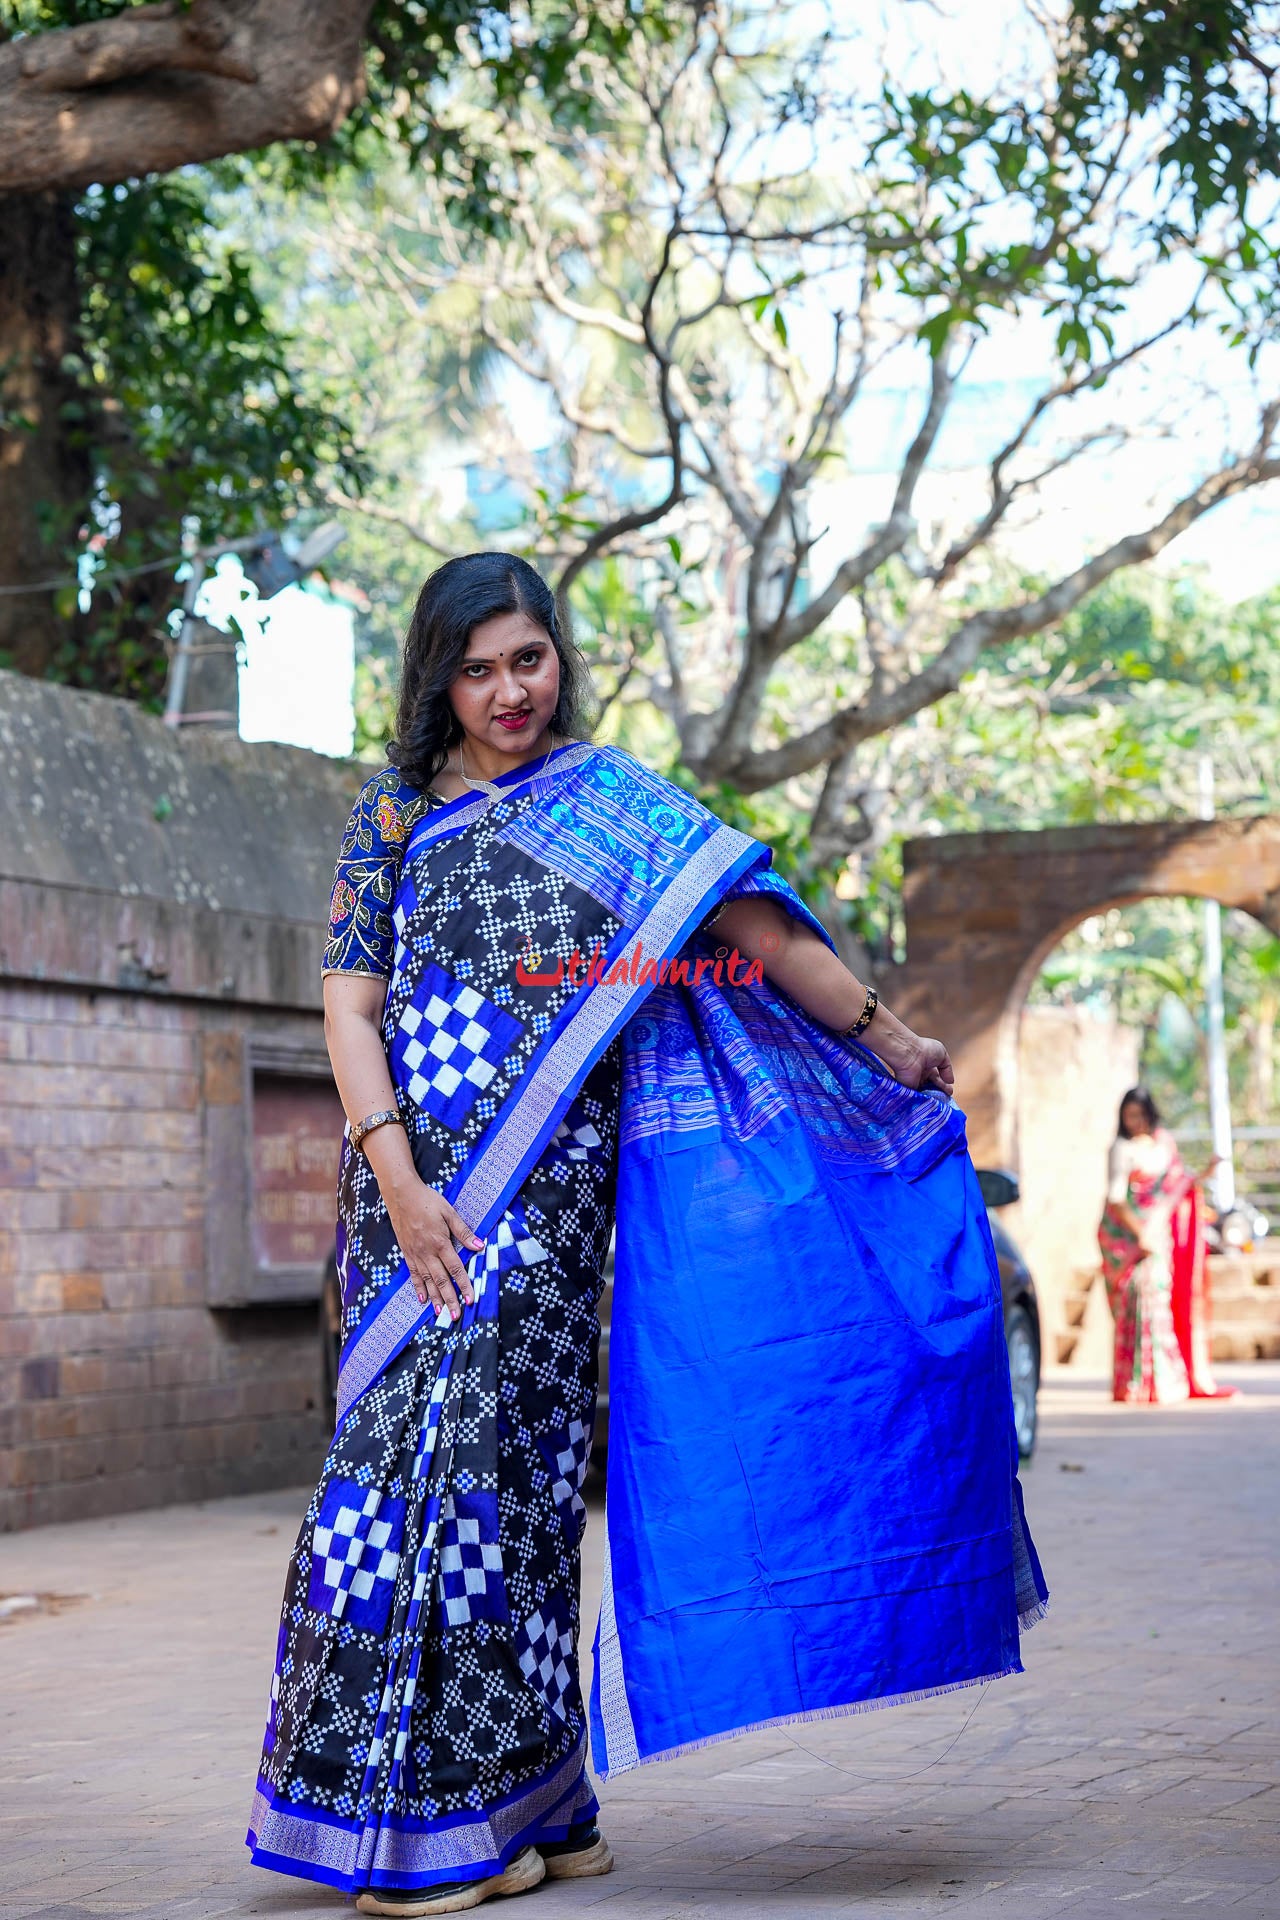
0, 1367, 1276, 1917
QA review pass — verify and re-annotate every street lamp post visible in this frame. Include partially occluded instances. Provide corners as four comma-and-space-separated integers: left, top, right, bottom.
1197, 756, 1236, 1217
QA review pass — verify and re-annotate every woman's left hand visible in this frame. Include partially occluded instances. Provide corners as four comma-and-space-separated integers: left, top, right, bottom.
866, 1026, 955, 1096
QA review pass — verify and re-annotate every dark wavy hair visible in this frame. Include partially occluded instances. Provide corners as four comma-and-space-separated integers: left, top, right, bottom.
1117, 1085, 1161, 1138
387, 552, 594, 789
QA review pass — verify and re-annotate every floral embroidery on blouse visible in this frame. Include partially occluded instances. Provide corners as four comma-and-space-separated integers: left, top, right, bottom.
322, 767, 437, 978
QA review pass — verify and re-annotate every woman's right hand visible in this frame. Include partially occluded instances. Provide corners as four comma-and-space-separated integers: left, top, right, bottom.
386, 1178, 483, 1322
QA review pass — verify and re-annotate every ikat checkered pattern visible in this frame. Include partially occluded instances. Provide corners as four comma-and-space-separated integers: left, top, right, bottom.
263, 786, 627, 1838
307, 1478, 405, 1634
515, 1605, 576, 1721
551, 1115, 602, 1161
437, 1491, 509, 1627
389, 961, 522, 1130
537, 1417, 592, 1542
490, 1202, 548, 1271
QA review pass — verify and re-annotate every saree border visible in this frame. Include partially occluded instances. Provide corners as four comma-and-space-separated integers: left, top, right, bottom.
404, 741, 599, 859
335, 820, 765, 1424
247, 1735, 593, 1892
592, 1512, 640, 1775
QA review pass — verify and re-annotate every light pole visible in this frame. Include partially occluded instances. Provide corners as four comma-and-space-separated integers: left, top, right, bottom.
1197, 755, 1236, 1217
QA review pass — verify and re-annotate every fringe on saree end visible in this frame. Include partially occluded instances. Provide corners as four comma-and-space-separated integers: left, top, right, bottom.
1018, 1594, 1051, 1631
594, 1662, 1023, 1781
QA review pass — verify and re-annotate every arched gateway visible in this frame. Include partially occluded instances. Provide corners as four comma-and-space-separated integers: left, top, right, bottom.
892, 815, 1280, 1167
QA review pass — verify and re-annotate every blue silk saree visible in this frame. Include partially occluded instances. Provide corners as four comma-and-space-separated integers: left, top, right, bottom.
247, 740, 1047, 1895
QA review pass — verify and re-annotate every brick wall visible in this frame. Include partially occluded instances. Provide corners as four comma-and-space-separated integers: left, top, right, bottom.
0, 670, 361, 1531
0, 983, 329, 1530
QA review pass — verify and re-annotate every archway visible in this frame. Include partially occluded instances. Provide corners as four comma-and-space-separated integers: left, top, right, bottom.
891, 814, 1280, 1369
895, 814, 1280, 1165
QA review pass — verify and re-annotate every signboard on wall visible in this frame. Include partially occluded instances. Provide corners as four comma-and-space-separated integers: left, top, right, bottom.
251, 1073, 346, 1276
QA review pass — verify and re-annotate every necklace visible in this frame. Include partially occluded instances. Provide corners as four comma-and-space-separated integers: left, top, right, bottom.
455, 732, 561, 798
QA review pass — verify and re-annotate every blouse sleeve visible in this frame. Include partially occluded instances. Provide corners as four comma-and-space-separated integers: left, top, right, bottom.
1106, 1137, 1132, 1206
321, 768, 420, 980
696, 863, 836, 948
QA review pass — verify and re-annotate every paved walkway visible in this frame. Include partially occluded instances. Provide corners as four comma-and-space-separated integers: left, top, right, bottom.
2, 1368, 1277, 1920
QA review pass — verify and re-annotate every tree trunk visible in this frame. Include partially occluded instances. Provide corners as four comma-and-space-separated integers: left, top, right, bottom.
0, 190, 90, 678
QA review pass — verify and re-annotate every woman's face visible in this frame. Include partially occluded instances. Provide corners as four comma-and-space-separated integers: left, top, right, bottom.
1121, 1100, 1152, 1139
449, 611, 561, 759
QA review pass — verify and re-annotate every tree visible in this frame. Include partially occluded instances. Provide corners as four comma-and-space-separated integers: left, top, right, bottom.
297, 0, 1280, 833
0, 0, 665, 696
1031, 902, 1280, 1138
0, 2, 375, 194
841, 567, 1280, 945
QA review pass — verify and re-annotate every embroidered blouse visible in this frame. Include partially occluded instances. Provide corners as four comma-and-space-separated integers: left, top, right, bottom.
322, 767, 438, 979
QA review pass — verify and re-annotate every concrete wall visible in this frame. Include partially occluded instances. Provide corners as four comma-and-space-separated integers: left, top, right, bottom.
0, 672, 362, 1530
1007, 1005, 1140, 1375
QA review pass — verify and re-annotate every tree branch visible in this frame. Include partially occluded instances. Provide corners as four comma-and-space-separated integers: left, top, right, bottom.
714, 410, 1280, 790
554, 220, 687, 599
773, 347, 959, 649
0, 0, 375, 191
17, 2, 256, 91
324, 488, 458, 560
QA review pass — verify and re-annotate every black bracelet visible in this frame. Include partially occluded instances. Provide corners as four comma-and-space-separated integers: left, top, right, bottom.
841, 985, 878, 1038
350, 1108, 405, 1155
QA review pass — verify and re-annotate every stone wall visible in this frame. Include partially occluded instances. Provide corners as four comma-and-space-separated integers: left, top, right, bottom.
0, 672, 362, 1530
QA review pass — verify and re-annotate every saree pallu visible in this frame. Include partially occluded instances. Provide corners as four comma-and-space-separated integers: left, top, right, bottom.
1169, 1183, 1232, 1398
248, 742, 1047, 1894
1099, 1145, 1226, 1405
594, 899, 1047, 1772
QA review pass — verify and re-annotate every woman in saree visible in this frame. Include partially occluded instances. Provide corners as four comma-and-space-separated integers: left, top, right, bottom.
1099, 1086, 1234, 1404
247, 552, 1047, 1914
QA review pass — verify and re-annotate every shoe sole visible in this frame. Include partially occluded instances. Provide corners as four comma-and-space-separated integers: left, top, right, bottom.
541, 1836, 615, 1880
356, 1846, 546, 1914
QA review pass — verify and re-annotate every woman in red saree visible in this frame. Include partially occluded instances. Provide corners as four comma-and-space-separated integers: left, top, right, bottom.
1098, 1087, 1233, 1404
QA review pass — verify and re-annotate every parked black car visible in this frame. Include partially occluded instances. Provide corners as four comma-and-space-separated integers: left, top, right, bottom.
320, 1165, 1042, 1463
974, 1167, 1042, 1460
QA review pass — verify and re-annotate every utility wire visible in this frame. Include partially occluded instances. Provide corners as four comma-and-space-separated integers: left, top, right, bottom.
0, 552, 188, 596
